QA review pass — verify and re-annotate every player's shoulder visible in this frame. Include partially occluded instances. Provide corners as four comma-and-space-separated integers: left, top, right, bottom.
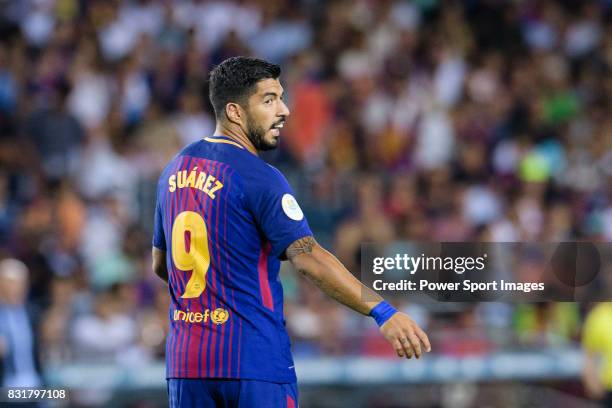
237, 157, 289, 190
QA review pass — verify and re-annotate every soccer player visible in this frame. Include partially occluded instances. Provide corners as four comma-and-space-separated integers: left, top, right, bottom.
152, 56, 430, 407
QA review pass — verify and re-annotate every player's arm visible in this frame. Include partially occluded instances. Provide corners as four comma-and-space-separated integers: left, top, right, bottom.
286, 236, 431, 359
152, 247, 168, 283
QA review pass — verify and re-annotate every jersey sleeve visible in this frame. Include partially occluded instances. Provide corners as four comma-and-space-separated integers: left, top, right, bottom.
245, 166, 313, 258
152, 199, 166, 250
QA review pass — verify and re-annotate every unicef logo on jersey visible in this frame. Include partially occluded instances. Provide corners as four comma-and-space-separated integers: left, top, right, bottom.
211, 308, 229, 325
172, 308, 230, 325
281, 194, 304, 221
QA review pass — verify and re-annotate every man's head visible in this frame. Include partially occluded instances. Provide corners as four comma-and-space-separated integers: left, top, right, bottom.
209, 57, 290, 151
0, 259, 29, 305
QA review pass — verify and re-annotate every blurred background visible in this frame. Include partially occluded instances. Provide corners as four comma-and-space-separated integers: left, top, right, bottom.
0, 0, 610, 407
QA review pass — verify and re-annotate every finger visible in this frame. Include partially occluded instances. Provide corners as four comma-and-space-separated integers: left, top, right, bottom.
407, 331, 422, 358
400, 337, 413, 359
392, 339, 404, 358
415, 326, 432, 352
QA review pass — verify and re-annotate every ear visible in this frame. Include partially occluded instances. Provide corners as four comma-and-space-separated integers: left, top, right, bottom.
225, 102, 243, 125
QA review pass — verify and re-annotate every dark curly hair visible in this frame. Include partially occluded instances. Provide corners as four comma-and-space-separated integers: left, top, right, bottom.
208, 56, 281, 121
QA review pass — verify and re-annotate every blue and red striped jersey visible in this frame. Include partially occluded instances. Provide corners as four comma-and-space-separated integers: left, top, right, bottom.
152, 136, 312, 383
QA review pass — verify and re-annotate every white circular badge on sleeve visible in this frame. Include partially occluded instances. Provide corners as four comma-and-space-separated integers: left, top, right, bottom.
281, 194, 304, 221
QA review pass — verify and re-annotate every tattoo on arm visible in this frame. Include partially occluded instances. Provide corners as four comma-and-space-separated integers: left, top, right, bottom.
287, 238, 380, 315
285, 236, 317, 260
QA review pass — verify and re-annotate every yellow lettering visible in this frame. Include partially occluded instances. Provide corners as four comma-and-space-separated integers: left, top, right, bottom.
208, 180, 224, 199
169, 175, 176, 192
203, 310, 210, 322
195, 172, 207, 190
202, 175, 215, 194
194, 313, 203, 323
177, 171, 187, 188
177, 311, 186, 321
186, 167, 197, 188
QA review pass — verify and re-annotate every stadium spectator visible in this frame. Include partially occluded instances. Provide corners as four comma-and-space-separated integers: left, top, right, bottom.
0, 258, 41, 387
71, 288, 141, 363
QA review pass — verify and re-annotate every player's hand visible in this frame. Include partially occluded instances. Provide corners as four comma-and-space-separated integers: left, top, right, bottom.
379, 312, 431, 359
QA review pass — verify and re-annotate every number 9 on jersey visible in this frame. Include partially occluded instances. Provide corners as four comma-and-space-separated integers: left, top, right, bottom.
171, 211, 211, 298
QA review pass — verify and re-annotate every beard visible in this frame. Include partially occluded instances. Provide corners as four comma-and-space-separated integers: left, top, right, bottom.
245, 114, 279, 151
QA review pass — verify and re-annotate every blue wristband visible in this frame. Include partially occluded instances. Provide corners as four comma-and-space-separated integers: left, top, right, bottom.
369, 301, 397, 327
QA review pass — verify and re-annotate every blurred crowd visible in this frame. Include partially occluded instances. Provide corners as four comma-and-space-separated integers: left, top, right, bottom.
0, 0, 610, 384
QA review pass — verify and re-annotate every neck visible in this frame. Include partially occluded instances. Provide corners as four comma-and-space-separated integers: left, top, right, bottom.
213, 122, 258, 155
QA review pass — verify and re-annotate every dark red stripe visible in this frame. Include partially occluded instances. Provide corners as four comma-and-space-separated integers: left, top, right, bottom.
206, 160, 218, 377
209, 162, 219, 377
174, 155, 190, 377
258, 242, 274, 310
179, 156, 195, 377
215, 164, 228, 377
287, 395, 296, 408
233, 168, 242, 376
163, 160, 175, 376
203, 158, 215, 377
171, 155, 187, 377
163, 164, 172, 377
196, 158, 210, 377
184, 156, 201, 376
165, 159, 177, 376
224, 168, 235, 377
212, 161, 221, 376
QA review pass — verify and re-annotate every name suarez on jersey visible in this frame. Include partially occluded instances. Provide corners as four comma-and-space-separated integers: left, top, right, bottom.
168, 166, 224, 199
